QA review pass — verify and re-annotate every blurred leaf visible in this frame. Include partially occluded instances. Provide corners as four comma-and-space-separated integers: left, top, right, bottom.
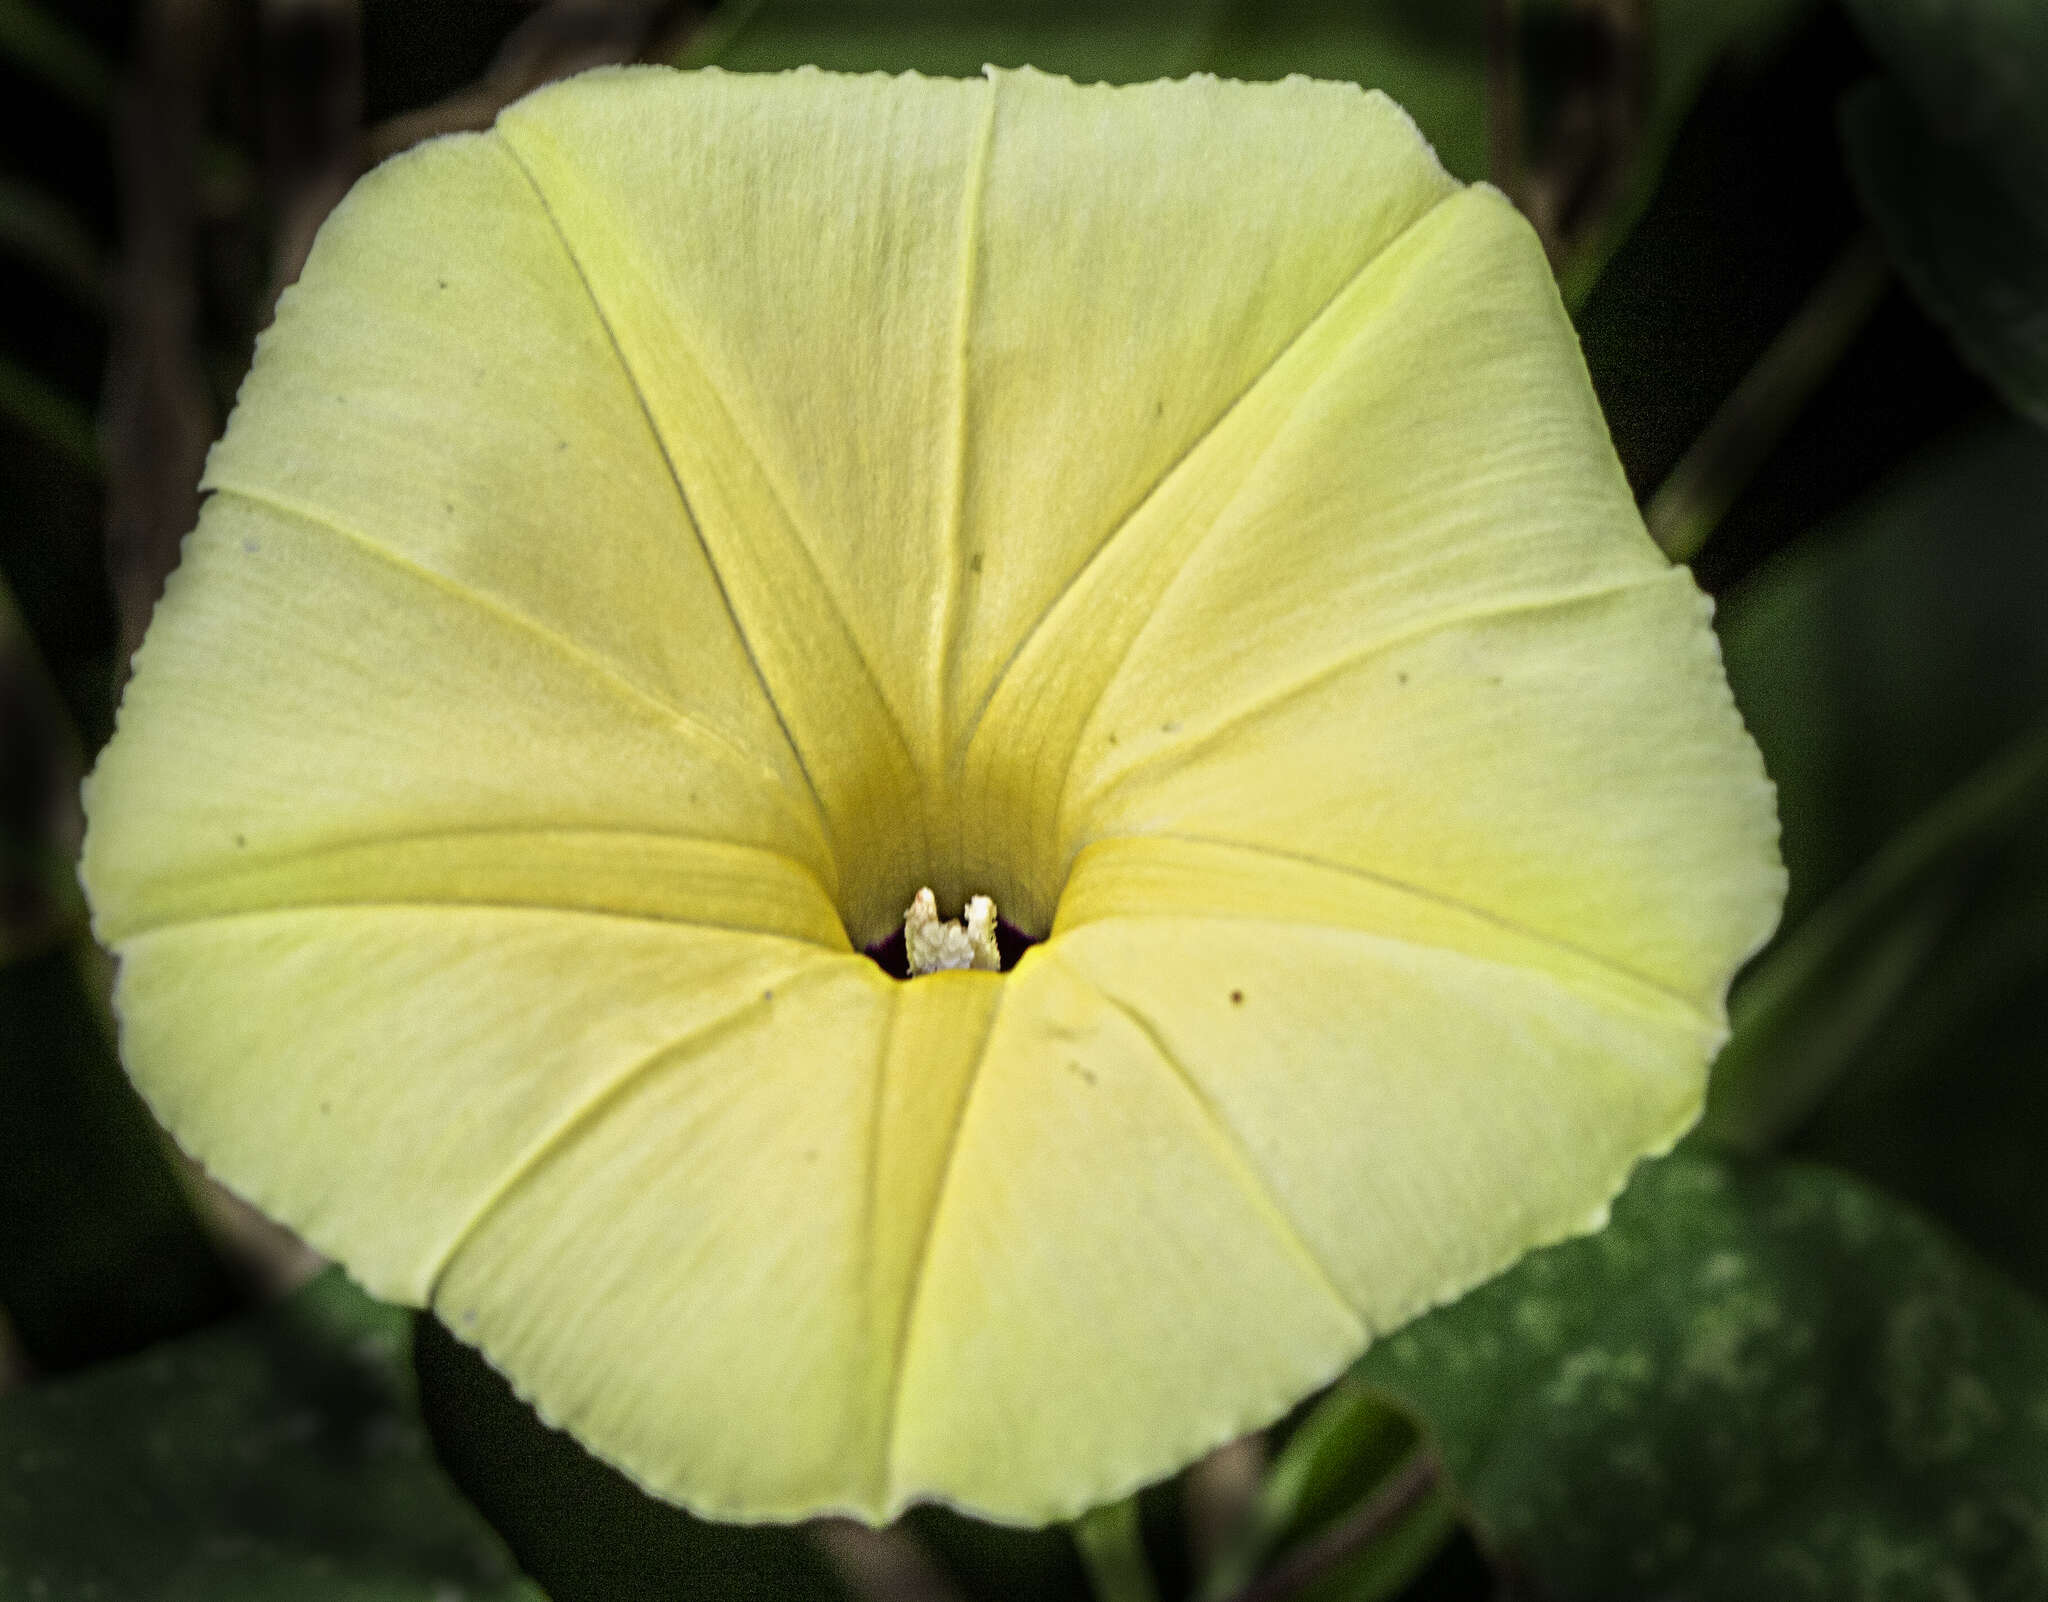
1197, 1379, 1454, 1602
414, 1311, 857, 1602
0, 350, 98, 473
1645, 230, 1891, 562
0, 1269, 541, 1601
0, 941, 240, 1370
1357, 1152, 2048, 1600
682, 0, 1806, 302
1841, 77, 2048, 430
1711, 416, 2048, 1290
0, 0, 114, 114
1074, 1499, 1160, 1602
1705, 716, 2048, 1152
0, 575, 83, 960
1839, 0, 2048, 426
1551, 0, 1816, 305
0, 571, 234, 1369
0, 173, 105, 309
1842, 0, 2048, 216
1717, 415, 2048, 928
903, 1504, 1088, 1602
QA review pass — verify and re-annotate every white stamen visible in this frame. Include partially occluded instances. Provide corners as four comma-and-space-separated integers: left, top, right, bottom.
904, 887, 1001, 975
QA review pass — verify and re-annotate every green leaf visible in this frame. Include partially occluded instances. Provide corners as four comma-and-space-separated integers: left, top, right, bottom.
1842, 79, 2048, 429
0, 942, 239, 1370
1358, 1153, 2048, 1600
1552, 0, 1817, 305
1710, 416, 2048, 1291
1843, 0, 2048, 218
0, 575, 233, 1370
1717, 416, 2048, 929
1839, 0, 2048, 425
1704, 716, 2048, 1152
1074, 1498, 1160, 1602
0, 173, 105, 309
0, 0, 113, 114
1197, 1379, 1455, 1602
0, 1270, 542, 1601
0, 350, 98, 473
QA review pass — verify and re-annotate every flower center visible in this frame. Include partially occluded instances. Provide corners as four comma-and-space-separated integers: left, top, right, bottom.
903, 887, 1001, 975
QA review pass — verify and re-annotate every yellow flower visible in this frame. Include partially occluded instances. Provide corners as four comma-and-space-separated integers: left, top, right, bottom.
78, 65, 1783, 1525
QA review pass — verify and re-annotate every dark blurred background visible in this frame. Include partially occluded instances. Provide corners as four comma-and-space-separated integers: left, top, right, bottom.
2, 4, 2044, 1600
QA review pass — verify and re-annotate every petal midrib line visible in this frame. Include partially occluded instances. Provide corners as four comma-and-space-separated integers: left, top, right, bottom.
1071, 831, 1716, 1027
421, 956, 844, 1309
946, 179, 1467, 778
491, 125, 844, 866
202, 479, 833, 876
1062, 570, 1673, 825
1065, 954, 1367, 1330
97, 825, 845, 945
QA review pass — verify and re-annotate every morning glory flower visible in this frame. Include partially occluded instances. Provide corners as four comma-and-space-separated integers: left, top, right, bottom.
79, 64, 1783, 1525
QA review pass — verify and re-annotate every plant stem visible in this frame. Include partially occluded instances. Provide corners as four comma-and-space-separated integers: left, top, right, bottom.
1220, 1452, 1444, 1602
1647, 229, 1891, 564
1075, 1496, 1162, 1602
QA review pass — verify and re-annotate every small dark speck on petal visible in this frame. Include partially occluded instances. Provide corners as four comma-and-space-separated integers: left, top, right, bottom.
1162, 720, 1180, 734
968, 553, 983, 575
241, 538, 260, 554
1154, 400, 1165, 418
1396, 671, 1409, 685
1488, 674, 1504, 686
320, 1100, 332, 1114
1230, 990, 1244, 1005
1068, 1061, 1097, 1086
555, 439, 568, 451
437, 278, 448, 290
762, 989, 774, 1003
1106, 731, 1118, 746
233, 833, 246, 848
443, 501, 454, 515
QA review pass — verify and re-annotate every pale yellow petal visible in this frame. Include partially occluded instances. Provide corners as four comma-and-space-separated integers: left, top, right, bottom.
956, 162, 1476, 928
1046, 914, 1709, 1352
496, 67, 994, 941
885, 949, 1364, 1522
1027, 187, 1781, 1008
943, 69, 1456, 754
1075, 571, 1778, 1015
111, 911, 836, 1304
81, 494, 832, 934
497, 67, 1455, 932
202, 128, 820, 845
434, 965, 1005, 1522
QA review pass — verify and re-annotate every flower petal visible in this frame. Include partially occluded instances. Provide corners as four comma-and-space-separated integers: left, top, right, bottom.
1044, 187, 1782, 1009
496, 65, 1455, 931
494, 67, 992, 940
434, 965, 1004, 1522
885, 949, 1365, 1522
82, 494, 833, 934
200, 129, 827, 868
110, 911, 837, 1304
897, 913, 1710, 1518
